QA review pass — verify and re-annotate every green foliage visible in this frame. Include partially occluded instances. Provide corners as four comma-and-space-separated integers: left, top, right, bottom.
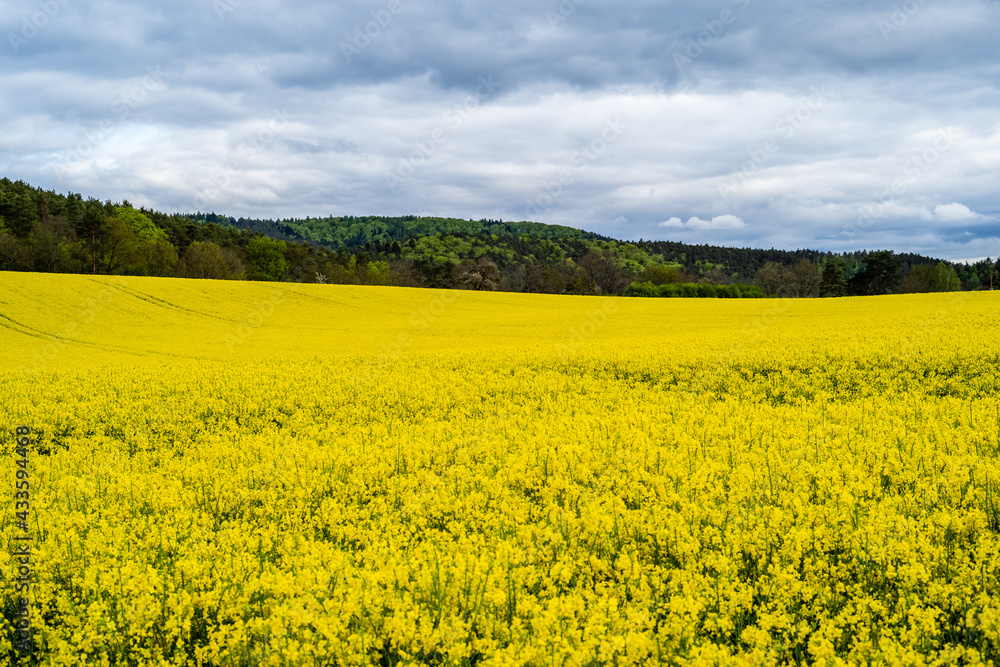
750, 259, 820, 298
79, 199, 108, 273
179, 241, 241, 280
983, 263, 998, 290
144, 239, 180, 278
114, 206, 166, 242
0, 232, 31, 271
3, 177, 995, 299
638, 262, 687, 285
714, 284, 751, 298
901, 262, 961, 293
624, 281, 764, 299
90, 207, 172, 276
0, 183, 39, 237
848, 251, 901, 296
455, 257, 502, 290
100, 216, 141, 275
960, 264, 980, 291
820, 259, 847, 297
623, 281, 659, 297
29, 215, 80, 273
205, 215, 608, 249
578, 249, 630, 295
754, 262, 789, 297
245, 237, 288, 281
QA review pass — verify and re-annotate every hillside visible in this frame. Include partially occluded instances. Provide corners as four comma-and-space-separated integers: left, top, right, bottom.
1, 177, 997, 295
0, 271, 856, 372
4, 271, 996, 374
191, 213, 611, 247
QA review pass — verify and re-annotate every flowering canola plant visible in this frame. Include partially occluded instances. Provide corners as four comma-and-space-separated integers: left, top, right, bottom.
0, 273, 999, 666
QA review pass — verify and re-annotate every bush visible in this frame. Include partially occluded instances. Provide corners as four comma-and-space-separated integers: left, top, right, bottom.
658, 284, 679, 298
677, 284, 698, 298
737, 285, 765, 298
696, 283, 717, 298
625, 281, 765, 299
623, 281, 659, 297
715, 284, 740, 298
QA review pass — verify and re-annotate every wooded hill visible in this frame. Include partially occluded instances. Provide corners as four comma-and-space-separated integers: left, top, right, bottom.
1, 177, 997, 296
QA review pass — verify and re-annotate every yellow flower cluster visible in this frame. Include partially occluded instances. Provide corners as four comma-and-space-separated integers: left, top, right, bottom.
0, 274, 998, 665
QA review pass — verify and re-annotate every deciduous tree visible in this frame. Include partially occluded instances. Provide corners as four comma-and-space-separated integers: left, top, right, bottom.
178, 241, 230, 279
754, 262, 790, 297
579, 249, 630, 295
788, 259, 821, 298
246, 236, 288, 281
30, 215, 78, 273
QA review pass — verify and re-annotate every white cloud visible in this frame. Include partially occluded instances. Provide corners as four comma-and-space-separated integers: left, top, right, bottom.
2, 0, 999, 261
934, 203, 979, 221
657, 214, 748, 232
685, 215, 747, 230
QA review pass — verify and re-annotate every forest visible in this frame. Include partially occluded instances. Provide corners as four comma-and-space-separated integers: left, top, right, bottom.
1, 178, 997, 297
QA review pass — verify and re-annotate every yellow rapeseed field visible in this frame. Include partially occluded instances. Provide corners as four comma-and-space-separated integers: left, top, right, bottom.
1, 272, 999, 666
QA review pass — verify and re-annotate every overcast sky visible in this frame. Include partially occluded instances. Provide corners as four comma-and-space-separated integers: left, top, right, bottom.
2, 0, 998, 259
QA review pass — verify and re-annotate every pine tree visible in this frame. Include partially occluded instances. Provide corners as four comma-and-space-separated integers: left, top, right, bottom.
820, 258, 847, 297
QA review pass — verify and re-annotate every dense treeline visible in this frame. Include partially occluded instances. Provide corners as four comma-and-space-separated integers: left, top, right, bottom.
624, 282, 766, 298
205, 214, 611, 247
1, 178, 997, 297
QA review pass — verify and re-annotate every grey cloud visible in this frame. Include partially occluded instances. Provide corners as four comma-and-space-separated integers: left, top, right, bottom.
283, 138, 358, 155
2, 0, 999, 260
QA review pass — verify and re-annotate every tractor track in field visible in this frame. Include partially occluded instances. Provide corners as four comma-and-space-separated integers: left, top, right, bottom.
90, 278, 241, 324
